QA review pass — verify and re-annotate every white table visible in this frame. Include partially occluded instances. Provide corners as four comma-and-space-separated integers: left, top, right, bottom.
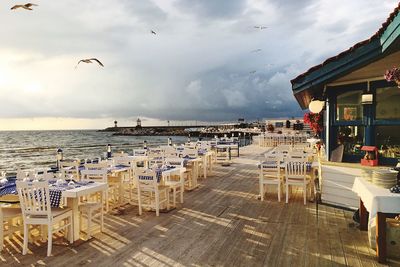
352, 177, 400, 263
63, 182, 108, 242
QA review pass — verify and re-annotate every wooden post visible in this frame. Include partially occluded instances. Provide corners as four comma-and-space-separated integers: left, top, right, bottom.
376, 212, 387, 263
359, 199, 368, 231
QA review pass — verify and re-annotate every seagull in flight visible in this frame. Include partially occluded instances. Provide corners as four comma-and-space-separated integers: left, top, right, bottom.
11, 3, 38, 10
254, 25, 268, 30
75, 58, 104, 69
151, 30, 157, 35
251, 49, 262, 53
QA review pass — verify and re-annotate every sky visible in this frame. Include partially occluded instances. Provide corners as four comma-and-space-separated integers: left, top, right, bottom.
0, 0, 398, 130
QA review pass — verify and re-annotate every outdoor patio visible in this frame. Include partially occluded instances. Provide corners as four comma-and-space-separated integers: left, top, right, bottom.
1, 146, 397, 267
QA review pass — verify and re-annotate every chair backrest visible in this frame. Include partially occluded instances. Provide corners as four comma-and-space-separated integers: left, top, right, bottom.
85, 161, 108, 170
260, 160, 280, 180
285, 160, 307, 182
113, 151, 126, 158
60, 160, 81, 179
164, 157, 184, 167
133, 149, 147, 156
161, 146, 177, 158
136, 169, 158, 191
112, 156, 134, 166
34, 169, 55, 180
16, 169, 29, 180
16, 181, 51, 218
182, 148, 198, 158
287, 151, 307, 161
81, 169, 108, 183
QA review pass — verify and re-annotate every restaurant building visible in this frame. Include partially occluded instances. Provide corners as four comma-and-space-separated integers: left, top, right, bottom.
291, 4, 400, 166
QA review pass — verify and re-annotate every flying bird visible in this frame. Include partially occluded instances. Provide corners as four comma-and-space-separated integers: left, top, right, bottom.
75, 58, 104, 69
254, 25, 268, 30
151, 30, 157, 35
249, 70, 257, 74
251, 49, 262, 53
11, 3, 38, 10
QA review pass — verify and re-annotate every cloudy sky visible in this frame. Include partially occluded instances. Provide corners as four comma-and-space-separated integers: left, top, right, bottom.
0, 0, 398, 130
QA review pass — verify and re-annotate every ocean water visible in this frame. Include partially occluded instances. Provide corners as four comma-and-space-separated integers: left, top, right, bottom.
0, 130, 188, 172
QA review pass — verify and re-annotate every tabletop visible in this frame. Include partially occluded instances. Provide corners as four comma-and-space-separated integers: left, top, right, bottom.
352, 177, 400, 219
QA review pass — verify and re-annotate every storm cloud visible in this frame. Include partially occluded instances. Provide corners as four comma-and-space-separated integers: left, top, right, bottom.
0, 0, 398, 124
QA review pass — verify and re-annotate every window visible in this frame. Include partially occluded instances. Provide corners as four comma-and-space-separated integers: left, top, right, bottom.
376, 126, 400, 159
337, 126, 364, 156
376, 86, 400, 120
336, 91, 363, 121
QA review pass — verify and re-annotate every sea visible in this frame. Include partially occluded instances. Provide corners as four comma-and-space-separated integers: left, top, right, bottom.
0, 130, 188, 172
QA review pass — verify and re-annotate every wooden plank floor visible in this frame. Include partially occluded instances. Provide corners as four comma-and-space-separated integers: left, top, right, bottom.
1, 145, 400, 267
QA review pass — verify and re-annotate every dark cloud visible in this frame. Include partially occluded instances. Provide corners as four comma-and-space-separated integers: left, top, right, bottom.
175, 0, 246, 19
0, 0, 398, 125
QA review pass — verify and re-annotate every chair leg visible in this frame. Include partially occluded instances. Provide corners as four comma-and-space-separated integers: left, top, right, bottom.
105, 191, 109, 213
285, 184, 289, 203
278, 183, 281, 202
155, 193, 160, 217
166, 190, 170, 210
68, 217, 73, 244
180, 184, 184, 203
138, 188, 142, 215
259, 181, 264, 201
100, 206, 104, 232
173, 188, 176, 207
47, 225, 52, 257
23, 223, 28, 255
87, 211, 92, 240
0, 217, 4, 251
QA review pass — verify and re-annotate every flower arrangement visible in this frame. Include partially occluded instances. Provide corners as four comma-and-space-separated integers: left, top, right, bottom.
384, 67, 400, 87
304, 111, 323, 136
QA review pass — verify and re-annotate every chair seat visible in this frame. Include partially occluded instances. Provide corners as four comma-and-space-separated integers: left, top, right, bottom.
261, 179, 280, 184
1, 207, 22, 219
79, 202, 102, 211
164, 181, 182, 187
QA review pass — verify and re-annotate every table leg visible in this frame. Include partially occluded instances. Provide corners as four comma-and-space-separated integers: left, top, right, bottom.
67, 198, 80, 242
203, 157, 207, 179
119, 172, 124, 205
376, 212, 387, 263
359, 199, 368, 231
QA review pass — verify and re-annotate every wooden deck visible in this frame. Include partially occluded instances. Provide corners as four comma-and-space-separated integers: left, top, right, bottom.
1, 145, 400, 266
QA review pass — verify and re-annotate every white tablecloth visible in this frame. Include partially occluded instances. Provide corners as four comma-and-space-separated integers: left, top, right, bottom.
352, 177, 400, 219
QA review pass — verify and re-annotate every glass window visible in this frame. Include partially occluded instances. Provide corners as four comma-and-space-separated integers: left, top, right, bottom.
376, 126, 400, 159
376, 87, 400, 120
336, 91, 363, 121
337, 126, 364, 156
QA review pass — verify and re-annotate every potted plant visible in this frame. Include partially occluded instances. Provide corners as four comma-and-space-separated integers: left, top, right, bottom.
384, 67, 400, 87
304, 111, 323, 137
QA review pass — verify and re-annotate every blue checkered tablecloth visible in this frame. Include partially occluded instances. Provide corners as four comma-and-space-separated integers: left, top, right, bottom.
0, 179, 90, 207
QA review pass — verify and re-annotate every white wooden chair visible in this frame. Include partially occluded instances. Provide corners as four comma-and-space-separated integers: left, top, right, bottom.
81, 164, 112, 211
60, 160, 81, 180
79, 169, 105, 239
136, 169, 170, 216
16, 181, 73, 256
259, 157, 282, 202
133, 149, 147, 156
0, 204, 22, 252
164, 158, 185, 206
285, 160, 311, 205
112, 156, 137, 203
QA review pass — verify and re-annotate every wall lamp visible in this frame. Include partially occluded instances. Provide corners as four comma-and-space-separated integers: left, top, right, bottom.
308, 99, 325, 113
